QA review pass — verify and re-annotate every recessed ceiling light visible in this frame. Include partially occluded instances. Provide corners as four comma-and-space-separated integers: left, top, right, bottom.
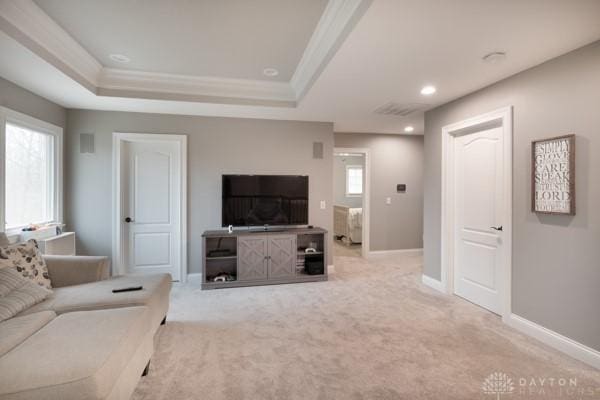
109, 54, 131, 63
420, 85, 436, 95
263, 68, 279, 77
404, 126, 414, 133
482, 51, 507, 64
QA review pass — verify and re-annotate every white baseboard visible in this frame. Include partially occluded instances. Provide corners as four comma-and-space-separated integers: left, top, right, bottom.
421, 274, 446, 293
368, 248, 423, 257
506, 314, 600, 370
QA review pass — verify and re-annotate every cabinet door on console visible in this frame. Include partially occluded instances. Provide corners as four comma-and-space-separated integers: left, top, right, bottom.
238, 236, 268, 281
268, 235, 297, 279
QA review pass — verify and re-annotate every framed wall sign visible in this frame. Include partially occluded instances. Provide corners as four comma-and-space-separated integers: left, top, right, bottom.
531, 134, 575, 215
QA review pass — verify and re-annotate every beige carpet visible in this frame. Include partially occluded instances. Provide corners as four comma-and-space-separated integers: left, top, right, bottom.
333, 240, 362, 257
133, 253, 600, 400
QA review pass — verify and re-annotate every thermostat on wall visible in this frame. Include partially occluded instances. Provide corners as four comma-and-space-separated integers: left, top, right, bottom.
397, 184, 406, 193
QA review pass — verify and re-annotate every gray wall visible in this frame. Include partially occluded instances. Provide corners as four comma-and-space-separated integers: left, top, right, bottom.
334, 154, 364, 208
0, 77, 66, 128
424, 41, 600, 351
334, 132, 424, 251
65, 110, 334, 273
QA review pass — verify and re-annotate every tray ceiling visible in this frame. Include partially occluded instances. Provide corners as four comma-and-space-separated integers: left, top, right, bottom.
34, 0, 328, 81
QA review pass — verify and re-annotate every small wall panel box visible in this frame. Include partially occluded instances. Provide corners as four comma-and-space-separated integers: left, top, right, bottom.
313, 142, 324, 159
80, 133, 95, 154
397, 184, 407, 192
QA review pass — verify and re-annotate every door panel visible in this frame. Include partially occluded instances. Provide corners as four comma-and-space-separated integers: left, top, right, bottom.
268, 235, 296, 279
454, 127, 503, 314
460, 241, 496, 290
238, 236, 268, 281
134, 233, 171, 266
134, 151, 171, 224
123, 140, 181, 280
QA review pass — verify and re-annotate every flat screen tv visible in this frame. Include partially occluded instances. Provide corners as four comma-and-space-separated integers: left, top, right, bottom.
222, 175, 309, 227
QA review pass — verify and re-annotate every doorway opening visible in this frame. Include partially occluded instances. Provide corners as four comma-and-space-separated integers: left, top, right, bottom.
333, 148, 370, 258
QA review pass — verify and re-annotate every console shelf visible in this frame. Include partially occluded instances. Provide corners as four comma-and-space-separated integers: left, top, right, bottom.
206, 256, 238, 260
202, 227, 328, 290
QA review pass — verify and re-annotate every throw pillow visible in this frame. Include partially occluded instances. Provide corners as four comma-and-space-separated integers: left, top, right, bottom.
0, 239, 52, 289
0, 268, 52, 322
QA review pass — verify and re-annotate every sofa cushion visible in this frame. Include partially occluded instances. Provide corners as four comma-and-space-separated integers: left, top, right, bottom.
0, 311, 55, 357
0, 240, 51, 289
0, 268, 52, 322
0, 307, 151, 400
20, 273, 171, 327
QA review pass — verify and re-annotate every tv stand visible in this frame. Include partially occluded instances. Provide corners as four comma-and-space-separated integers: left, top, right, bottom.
202, 227, 328, 290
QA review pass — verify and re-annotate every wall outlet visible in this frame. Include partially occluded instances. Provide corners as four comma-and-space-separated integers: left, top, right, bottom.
386, 197, 392, 205
320, 200, 326, 210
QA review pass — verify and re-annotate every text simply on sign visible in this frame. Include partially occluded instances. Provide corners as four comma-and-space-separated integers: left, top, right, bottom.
532, 135, 575, 215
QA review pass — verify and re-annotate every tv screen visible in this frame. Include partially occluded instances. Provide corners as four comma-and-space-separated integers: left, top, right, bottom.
222, 175, 309, 227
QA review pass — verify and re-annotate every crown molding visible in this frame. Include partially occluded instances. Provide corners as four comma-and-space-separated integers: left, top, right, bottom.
291, 0, 373, 101
98, 68, 296, 107
0, 0, 101, 91
0, 0, 370, 107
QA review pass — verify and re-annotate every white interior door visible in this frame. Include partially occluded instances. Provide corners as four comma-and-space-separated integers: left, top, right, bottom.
453, 127, 504, 314
122, 139, 181, 281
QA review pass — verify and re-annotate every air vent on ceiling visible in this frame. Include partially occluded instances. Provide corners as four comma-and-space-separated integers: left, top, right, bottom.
373, 102, 428, 117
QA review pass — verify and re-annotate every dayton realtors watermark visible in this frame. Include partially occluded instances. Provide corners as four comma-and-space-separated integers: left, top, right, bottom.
482, 372, 600, 398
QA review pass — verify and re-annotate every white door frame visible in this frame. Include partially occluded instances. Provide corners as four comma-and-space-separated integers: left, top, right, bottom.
333, 147, 371, 258
112, 132, 188, 282
441, 106, 512, 321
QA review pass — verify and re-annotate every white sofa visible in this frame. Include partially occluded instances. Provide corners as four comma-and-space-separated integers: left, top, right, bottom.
0, 254, 171, 400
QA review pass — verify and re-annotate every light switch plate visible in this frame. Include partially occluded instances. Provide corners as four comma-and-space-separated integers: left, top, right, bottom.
320, 200, 326, 210
386, 197, 392, 205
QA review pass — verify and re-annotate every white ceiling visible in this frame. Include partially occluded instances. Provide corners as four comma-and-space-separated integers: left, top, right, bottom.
34, 0, 328, 81
2, 0, 600, 135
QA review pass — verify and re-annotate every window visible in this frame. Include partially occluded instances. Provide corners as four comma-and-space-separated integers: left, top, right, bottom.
346, 165, 363, 196
1, 108, 62, 232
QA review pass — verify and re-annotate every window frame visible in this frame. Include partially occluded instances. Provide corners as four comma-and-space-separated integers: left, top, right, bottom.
0, 107, 63, 235
345, 164, 363, 197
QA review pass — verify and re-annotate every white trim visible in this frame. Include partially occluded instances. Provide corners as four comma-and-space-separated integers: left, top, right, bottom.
421, 274, 445, 293
440, 106, 513, 319
368, 248, 423, 256
334, 147, 370, 258
98, 68, 296, 107
112, 132, 188, 283
0, 0, 101, 90
0, 106, 63, 234
291, 0, 372, 100
506, 314, 600, 370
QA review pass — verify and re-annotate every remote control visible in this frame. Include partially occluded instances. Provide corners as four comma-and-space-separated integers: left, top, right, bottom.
112, 286, 143, 293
